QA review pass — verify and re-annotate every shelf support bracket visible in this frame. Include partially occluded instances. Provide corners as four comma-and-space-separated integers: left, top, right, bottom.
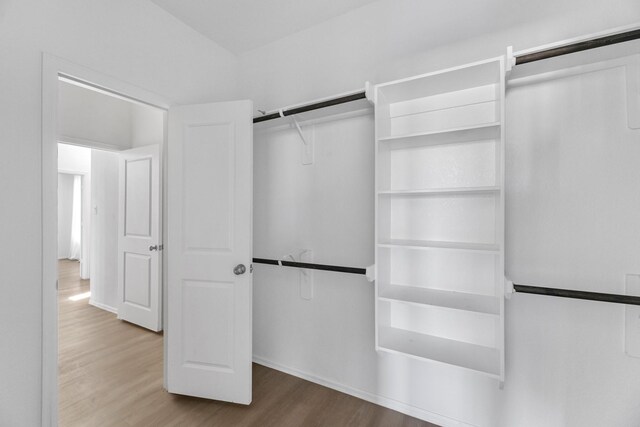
281, 109, 314, 165
290, 114, 308, 145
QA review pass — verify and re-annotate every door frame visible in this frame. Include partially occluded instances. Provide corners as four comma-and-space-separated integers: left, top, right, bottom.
41, 53, 170, 426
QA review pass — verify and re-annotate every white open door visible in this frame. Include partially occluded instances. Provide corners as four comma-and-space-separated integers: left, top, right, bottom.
117, 144, 163, 332
167, 101, 253, 403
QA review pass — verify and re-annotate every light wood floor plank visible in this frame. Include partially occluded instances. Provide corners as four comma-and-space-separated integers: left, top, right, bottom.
58, 260, 437, 426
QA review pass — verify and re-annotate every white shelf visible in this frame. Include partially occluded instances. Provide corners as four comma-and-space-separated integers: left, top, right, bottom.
388, 87, 497, 119
377, 239, 499, 253
376, 58, 503, 103
377, 122, 500, 144
379, 284, 500, 315
378, 327, 501, 377
377, 186, 500, 196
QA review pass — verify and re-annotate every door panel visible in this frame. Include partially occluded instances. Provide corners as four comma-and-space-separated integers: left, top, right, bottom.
183, 123, 234, 250
182, 280, 234, 368
167, 101, 253, 404
123, 253, 151, 308
117, 144, 162, 332
124, 157, 152, 237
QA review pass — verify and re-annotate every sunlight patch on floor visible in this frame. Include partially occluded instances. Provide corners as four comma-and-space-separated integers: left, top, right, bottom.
68, 291, 91, 301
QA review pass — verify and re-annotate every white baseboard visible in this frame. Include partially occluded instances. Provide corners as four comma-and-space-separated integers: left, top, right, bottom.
252, 355, 474, 427
89, 299, 117, 314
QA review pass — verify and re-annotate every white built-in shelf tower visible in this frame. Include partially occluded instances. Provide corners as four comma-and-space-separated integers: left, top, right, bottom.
374, 57, 506, 380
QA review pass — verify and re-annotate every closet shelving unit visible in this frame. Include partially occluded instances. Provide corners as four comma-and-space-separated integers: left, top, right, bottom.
374, 57, 506, 379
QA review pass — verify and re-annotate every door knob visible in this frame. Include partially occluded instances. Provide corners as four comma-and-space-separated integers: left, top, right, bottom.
233, 264, 246, 275
149, 245, 158, 251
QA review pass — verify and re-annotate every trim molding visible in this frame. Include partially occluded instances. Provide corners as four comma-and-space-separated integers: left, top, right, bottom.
89, 300, 118, 314
58, 134, 128, 152
252, 355, 475, 427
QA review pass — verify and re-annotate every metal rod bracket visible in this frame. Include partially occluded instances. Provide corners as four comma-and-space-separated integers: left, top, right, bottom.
505, 278, 514, 299
365, 81, 374, 104
365, 264, 376, 282
506, 46, 516, 72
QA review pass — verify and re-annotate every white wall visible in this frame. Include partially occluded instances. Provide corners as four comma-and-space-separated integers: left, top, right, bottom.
131, 103, 164, 147
241, 1, 640, 426
239, 0, 640, 111
0, 0, 239, 424
89, 150, 120, 312
58, 142, 91, 174
58, 143, 91, 278
57, 173, 74, 259
500, 63, 640, 426
58, 80, 133, 149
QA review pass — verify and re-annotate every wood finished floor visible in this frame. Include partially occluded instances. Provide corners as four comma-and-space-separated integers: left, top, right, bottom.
58, 259, 436, 427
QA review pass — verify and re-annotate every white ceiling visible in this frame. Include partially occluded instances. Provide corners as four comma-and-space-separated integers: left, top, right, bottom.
151, 0, 379, 54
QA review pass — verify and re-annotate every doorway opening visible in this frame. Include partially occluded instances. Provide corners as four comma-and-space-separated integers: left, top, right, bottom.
42, 55, 169, 425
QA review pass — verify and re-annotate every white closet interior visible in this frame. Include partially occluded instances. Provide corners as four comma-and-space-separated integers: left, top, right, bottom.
252, 34, 640, 383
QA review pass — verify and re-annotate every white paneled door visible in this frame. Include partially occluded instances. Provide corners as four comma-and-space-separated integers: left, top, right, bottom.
117, 144, 162, 332
167, 101, 253, 403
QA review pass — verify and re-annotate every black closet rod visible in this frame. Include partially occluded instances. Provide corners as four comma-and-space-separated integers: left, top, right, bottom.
515, 28, 640, 65
253, 91, 367, 123
252, 258, 366, 275
251, 260, 640, 306
513, 283, 640, 306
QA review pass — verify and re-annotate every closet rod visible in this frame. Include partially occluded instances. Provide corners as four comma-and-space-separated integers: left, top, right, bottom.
253, 258, 366, 275
513, 283, 640, 306
253, 91, 367, 123
515, 28, 640, 65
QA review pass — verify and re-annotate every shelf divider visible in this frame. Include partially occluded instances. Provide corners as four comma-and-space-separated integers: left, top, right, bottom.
377, 122, 500, 143
378, 327, 501, 377
379, 284, 500, 315
377, 239, 499, 253
377, 186, 500, 196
